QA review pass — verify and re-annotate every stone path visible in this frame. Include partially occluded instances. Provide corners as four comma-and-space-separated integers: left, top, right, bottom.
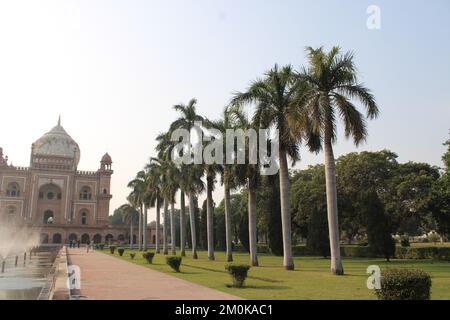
67, 248, 240, 300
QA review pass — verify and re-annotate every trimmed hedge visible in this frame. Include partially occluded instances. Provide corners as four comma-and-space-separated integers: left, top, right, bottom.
375, 269, 432, 300
225, 264, 251, 288
118, 248, 125, 256
109, 245, 117, 254
143, 252, 155, 264
237, 244, 450, 260
395, 247, 450, 260
166, 256, 182, 272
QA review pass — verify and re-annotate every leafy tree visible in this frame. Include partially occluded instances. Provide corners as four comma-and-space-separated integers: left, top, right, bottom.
336, 150, 398, 242
306, 207, 330, 257
432, 137, 450, 238
385, 162, 440, 235
362, 191, 395, 261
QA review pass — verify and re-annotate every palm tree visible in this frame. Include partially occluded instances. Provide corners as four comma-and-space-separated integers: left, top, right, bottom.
145, 159, 164, 253
299, 46, 379, 275
228, 105, 260, 266
231, 65, 311, 270
204, 164, 218, 260
170, 99, 204, 259
204, 106, 243, 262
127, 172, 149, 251
177, 164, 190, 256
119, 203, 139, 249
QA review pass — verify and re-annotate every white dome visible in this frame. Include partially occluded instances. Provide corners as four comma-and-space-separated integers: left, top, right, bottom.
32, 119, 80, 166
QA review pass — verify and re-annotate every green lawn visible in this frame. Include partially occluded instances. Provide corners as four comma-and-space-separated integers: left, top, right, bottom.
101, 249, 450, 300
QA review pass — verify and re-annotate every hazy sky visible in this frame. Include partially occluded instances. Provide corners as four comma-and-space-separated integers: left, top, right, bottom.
0, 0, 449, 222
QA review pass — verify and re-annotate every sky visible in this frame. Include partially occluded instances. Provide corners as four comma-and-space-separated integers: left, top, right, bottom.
0, 0, 449, 222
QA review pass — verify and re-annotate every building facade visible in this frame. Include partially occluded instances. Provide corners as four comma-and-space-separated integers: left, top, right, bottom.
0, 118, 157, 245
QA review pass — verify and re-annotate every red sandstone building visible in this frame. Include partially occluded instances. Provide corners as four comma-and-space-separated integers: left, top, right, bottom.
0, 118, 157, 245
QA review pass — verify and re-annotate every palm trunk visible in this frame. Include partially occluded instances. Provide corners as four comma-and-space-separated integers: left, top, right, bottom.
130, 219, 133, 250
206, 174, 215, 261
324, 139, 344, 275
138, 205, 142, 251
180, 191, 186, 256
279, 149, 294, 270
170, 201, 176, 255
143, 204, 147, 251
155, 198, 161, 253
223, 167, 233, 262
188, 191, 198, 259
248, 181, 258, 266
163, 198, 168, 255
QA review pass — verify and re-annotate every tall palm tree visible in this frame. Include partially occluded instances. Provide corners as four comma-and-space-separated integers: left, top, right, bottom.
170, 99, 204, 259
204, 106, 243, 262
231, 65, 312, 270
228, 105, 260, 266
119, 203, 139, 249
145, 159, 164, 253
299, 46, 379, 275
177, 164, 190, 256
128, 170, 151, 251
127, 173, 147, 251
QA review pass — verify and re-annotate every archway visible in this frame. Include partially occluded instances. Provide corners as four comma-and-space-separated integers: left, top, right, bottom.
118, 234, 125, 241
52, 233, 62, 244
105, 234, 114, 243
93, 234, 102, 244
69, 233, 77, 242
43, 210, 54, 224
81, 233, 90, 244
152, 235, 156, 244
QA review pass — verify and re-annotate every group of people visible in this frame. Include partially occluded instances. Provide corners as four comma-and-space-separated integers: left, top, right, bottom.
68, 239, 92, 253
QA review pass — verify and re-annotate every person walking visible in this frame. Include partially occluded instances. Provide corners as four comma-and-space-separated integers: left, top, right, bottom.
86, 239, 91, 253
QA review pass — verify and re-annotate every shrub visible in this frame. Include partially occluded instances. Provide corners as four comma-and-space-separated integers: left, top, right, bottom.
427, 233, 440, 244
98, 243, 105, 250
400, 236, 410, 247
395, 247, 450, 261
143, 252, 155, 264
225, 264, 250, 288
130, 253, 136, 260
166, 256, 182, 272
109, 245, 116, 254
375, 269, 432, 300
117, 248, 125, 256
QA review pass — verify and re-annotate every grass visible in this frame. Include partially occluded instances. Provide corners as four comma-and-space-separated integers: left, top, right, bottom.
101, 249, 450, 300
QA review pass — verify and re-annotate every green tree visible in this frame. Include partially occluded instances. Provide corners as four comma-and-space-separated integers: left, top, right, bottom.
300, 46, 379, 275
362, 191, 395, 261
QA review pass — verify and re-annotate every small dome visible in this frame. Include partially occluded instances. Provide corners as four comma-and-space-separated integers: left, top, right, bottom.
32, 118, 80, 166
101, 153, 112, 164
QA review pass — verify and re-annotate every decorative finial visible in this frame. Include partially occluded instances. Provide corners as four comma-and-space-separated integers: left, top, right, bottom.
58, 115, 61, 126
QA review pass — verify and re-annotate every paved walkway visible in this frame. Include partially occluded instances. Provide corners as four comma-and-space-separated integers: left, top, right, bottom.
67, 248, 240, 300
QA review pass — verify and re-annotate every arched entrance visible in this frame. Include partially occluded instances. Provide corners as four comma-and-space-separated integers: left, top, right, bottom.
52, 233, 62, 244
69, 233, 77, 242
93, 234, 102, 244
105, 234, 114, 244
81, 233, 90, 244
118, 234, 125, 242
